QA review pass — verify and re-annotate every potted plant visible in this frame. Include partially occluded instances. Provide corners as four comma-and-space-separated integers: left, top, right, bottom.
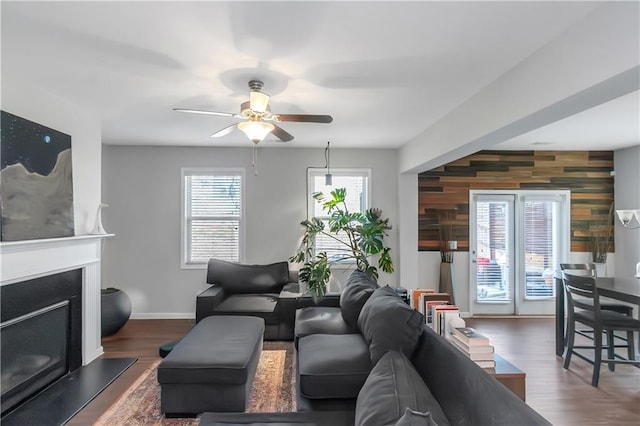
290, 188, 394, 302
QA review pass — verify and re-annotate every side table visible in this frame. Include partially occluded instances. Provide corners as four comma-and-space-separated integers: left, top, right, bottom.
490, 354, 526, 401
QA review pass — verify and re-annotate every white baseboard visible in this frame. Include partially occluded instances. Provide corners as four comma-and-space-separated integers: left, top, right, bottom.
130, 313, 195, 320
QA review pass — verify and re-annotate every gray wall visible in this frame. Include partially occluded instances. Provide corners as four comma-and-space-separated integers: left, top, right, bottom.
614, 145, 640, 276
101, 146, 398, 317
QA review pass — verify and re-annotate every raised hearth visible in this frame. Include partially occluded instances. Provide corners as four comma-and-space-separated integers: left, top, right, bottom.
1, 270, 82, 416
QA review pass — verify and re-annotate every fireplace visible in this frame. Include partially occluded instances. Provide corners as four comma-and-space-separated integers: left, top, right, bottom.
0, 234, 107, 367
0, 235, 131, 424
0, 269, 82, 417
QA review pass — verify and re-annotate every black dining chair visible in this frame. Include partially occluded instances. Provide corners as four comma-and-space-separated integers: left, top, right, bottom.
560, 264, 632, 312
559, 263, 634, 348
559, 264, 634, 313
561, 272, 640, 386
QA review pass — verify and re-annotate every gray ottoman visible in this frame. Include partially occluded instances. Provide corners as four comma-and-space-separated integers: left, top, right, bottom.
157, 316, 264, 415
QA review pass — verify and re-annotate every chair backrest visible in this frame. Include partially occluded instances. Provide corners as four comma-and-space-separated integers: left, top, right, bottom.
560, 263, 597, 277
561, 272, 601, 318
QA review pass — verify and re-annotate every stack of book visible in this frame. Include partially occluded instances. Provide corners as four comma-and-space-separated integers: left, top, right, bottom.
450, 327, 495, 369
431, 304, 459, 336
411, 288, 435, 311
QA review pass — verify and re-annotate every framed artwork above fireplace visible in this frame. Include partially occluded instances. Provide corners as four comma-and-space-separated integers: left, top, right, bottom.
0, 110, 75, 241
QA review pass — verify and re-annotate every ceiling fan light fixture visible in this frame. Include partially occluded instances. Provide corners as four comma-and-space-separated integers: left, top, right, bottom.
238, 120, 274, 144
250, 91, 270, 114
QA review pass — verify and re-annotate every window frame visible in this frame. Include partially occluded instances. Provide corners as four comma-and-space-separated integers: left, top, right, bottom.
307, 168, 372, 267
181, 167, 246, 269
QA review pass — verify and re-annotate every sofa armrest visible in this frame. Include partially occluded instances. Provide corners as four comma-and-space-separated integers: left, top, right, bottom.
297, 292, 342, 309
195, 285, 226, 323
411, 328, 551, 425
276, 283, 302, 341
281, 281, 301, 296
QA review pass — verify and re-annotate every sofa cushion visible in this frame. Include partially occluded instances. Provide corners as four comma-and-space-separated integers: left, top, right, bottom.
214, 294, 279, 324
355, 351, 450, 426
207, 259, 289, 294
298, 333, 372, 399
294, 307, 357, 348
358, 286, 424, 365
340, 270, 379, 329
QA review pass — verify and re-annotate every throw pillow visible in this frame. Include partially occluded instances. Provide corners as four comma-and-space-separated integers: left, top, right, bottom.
357, 285, 424, 365
340, 270, 379, 329
355, 351, 450, 426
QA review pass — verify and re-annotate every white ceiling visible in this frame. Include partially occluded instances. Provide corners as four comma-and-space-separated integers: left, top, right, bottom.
497, 89, 639, 151
2, 1, 638, 151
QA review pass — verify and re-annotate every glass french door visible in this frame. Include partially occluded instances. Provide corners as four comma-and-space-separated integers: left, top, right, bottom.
470, 191, 570, 316
470, 195, 516, 315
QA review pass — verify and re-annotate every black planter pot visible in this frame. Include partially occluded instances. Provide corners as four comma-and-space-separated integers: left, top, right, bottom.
101, 287, 132, 337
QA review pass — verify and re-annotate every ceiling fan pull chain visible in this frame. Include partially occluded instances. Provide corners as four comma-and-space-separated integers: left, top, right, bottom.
252, 144, 259, 176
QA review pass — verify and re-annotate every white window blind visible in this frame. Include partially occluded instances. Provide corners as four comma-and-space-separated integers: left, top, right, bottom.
308, 170, 370, 263
182, 169, 243, 267
475, 200, 512, 302
523, 197, 559, 298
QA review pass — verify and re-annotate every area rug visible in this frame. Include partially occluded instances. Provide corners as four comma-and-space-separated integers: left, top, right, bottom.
95, 342, 295, 425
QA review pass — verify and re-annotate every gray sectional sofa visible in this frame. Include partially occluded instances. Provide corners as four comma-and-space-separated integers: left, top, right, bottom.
202, 270, 550, 426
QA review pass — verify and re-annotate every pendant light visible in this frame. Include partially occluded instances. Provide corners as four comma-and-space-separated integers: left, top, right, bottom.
325, 141, 332, 186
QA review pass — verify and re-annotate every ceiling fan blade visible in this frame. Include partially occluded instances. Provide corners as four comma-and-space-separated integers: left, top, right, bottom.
210, 123, 238, 138
173, 108, 239, 118
271, 124, 294, 142
273, 114, 333, 123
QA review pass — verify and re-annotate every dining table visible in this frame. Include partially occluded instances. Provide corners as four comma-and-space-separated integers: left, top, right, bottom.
555, 275, 640, 356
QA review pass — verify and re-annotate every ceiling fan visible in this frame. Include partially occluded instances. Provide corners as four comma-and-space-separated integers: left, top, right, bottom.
174, 80, 333, 144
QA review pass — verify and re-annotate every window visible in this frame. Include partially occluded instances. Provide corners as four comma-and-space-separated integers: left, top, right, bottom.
307, 169, 371, 263
182, 168, 244, 268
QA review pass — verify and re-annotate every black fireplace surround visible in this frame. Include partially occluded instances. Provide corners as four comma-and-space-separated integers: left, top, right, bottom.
1, 269, 82, 417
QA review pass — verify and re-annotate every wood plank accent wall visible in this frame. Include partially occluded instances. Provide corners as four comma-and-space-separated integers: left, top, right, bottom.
418, 150, 614, 252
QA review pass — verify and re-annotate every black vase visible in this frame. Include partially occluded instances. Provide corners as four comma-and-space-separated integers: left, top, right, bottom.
101, 287, 132, 337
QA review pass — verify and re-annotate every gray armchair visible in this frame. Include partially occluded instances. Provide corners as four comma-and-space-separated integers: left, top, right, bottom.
196, 259, 300, 340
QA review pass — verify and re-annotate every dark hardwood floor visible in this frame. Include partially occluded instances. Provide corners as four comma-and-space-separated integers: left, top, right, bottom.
67, 319, 195, 426
466, 318, 640, 426
69, 318, 639, 425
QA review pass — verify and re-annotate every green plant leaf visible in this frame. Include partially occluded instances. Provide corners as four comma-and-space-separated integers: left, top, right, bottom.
379, 247, 395, 273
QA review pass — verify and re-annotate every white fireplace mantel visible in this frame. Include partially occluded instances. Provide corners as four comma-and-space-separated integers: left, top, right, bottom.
1, 234, 114, 365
